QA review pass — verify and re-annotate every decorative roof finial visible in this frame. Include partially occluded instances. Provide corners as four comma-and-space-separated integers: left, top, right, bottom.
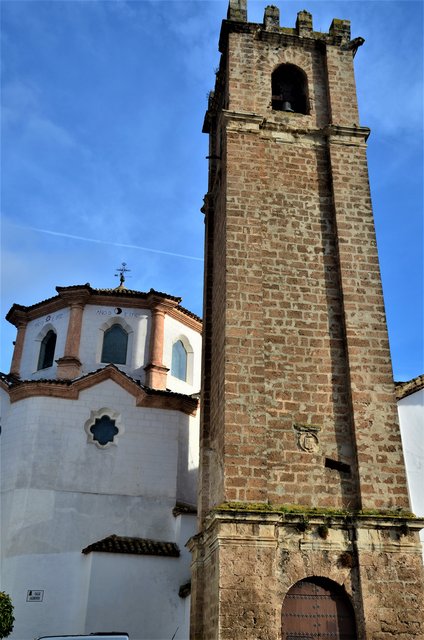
115, 262, 131, 288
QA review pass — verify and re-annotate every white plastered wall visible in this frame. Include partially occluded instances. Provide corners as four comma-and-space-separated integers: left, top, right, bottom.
84, 514, 195, 640
398, 387, 424, 560
163, 315, 202, 394
1, 378, 198, 639
18, 308, 70, 380
177, 412, 199, 506
79, 304, 150, 381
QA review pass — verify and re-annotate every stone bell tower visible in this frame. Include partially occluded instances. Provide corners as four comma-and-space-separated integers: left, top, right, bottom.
189, 1, 424, 638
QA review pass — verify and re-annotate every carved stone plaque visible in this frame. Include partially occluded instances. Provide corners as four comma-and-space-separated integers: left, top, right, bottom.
293, 424, 321, 453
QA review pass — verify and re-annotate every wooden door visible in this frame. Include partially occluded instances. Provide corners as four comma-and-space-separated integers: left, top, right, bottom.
281, 578, 356, 639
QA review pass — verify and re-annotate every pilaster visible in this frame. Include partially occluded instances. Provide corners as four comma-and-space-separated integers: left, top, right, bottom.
144, 293, 179, 390
56, 287, 90, 379
9, 311, 28, 377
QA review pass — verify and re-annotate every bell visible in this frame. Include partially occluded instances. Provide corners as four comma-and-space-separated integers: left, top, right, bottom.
282, 100, 294, 112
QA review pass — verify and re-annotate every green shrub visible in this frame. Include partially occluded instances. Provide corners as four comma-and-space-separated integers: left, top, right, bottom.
0, 592, 14, 639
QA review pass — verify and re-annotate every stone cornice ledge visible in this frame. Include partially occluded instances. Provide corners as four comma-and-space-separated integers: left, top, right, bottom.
222, 110, 264, 128
325, 124, 371, 143
203, 505, 424, 532
187, 509, 424, 562
220, 114, 371, 148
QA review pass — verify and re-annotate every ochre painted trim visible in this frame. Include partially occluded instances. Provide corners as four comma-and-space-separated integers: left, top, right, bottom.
145, 306, 168, 389
7, 286, 202, 331
168, 307, 202, 333
10, 315, 27, 376
5, 366, 198, 416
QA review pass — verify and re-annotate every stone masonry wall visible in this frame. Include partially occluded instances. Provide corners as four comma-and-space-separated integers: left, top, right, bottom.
191, 512, 424, 639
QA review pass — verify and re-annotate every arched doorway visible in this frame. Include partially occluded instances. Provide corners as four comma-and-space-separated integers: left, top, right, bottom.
281, 577, 357, 639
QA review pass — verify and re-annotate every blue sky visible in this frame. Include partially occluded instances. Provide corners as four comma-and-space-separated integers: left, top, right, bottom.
1, 0, 423, 380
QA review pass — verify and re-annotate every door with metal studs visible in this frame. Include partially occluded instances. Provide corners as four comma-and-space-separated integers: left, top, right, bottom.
281, 578, 357, 639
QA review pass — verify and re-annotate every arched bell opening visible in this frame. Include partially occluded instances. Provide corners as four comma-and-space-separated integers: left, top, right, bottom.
281, 576, 357, 639
271, 63, 309, 114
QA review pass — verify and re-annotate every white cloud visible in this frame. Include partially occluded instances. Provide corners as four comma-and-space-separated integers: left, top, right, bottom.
10, 224, 204, 261
27, 114, 77, 148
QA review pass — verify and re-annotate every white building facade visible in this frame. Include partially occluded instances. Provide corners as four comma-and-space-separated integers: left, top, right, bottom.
397, 375, 424, 559
0, 284, 201, 640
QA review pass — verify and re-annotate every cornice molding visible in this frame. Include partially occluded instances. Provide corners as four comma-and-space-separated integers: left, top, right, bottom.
5, 365, 199, 416
324, 124, 370, 143
7, 300, 67, 326
168, 307, 202, 333
57, 285, 91, 306
7, 289, 202, 334
220, 113, 370, 149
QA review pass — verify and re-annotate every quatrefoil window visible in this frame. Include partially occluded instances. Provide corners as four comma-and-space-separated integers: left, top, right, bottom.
90, 416, 118, 446
84, 408, 122, 449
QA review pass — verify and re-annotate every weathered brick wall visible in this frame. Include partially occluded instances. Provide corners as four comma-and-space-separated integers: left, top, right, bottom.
325, 45, 360, 125
198, 149, 228, 520
222, 126, 360, 509
329, 139, 410, 510
227, 31, 330, 128
200, 12, 409, 516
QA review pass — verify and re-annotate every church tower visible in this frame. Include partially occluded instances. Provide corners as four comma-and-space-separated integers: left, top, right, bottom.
189, 2, 424, 638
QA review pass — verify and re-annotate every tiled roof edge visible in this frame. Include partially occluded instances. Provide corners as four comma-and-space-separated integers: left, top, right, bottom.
0, 372, 21, 387
6, 285, 201, 325
179, 581, 191, 598
395, 374, 424, 400
4, 364, 198, 401
173, 502, 197, 517
82, 535, 180, 557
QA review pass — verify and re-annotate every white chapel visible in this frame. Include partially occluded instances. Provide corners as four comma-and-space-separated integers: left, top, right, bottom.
0, 281, 202, 640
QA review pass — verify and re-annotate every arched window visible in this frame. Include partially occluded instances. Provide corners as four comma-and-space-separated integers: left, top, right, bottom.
281, 577, 357, 639
171, 340, 187, 381
271, 63, 309, 114
37, 330, 57, 370
101, 324, 128, 364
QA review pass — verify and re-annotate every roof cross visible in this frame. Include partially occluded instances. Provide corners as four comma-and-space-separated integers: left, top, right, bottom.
115, 262, 131, 287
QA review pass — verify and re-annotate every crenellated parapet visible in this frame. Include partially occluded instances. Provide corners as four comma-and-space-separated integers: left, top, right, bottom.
225, 1, 354, 46
204, 2, 365, 145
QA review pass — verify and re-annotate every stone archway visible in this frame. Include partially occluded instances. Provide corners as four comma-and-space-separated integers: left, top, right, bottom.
281, 577, 357, 639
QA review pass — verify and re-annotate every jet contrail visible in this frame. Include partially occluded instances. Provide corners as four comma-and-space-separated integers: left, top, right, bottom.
16, 225, 204, 262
